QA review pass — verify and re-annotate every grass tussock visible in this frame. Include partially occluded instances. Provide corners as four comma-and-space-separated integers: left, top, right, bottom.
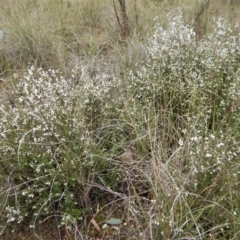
1, 0, 240, 239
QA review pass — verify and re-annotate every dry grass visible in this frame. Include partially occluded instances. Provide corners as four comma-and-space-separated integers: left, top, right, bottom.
1, 0, 239, 74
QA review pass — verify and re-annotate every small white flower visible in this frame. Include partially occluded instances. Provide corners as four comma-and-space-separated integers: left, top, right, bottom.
210, 134, 215, 139
206, 153, 212, 158
154, 221, 160, 226
178, 138, 184, 147
217, 143, 224, 148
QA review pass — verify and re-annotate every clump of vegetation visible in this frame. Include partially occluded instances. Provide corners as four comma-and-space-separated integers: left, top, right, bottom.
0, 64, 125, 231
127, 14, 240, 238
1, 0, 240, 239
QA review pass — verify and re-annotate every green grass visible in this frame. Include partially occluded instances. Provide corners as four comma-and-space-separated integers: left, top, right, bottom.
1, 0, 240, 239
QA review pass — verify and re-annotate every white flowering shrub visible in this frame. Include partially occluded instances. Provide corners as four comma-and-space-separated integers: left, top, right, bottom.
0, 65, 124, 229
127, 14, 240, 238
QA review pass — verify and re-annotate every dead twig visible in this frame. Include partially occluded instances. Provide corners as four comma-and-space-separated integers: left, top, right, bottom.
113, 0, 130, 38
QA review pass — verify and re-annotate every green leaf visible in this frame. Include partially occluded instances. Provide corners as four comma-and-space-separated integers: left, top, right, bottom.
105, 218, 122, 225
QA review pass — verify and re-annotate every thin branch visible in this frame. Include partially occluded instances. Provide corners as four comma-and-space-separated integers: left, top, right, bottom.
113, 0, 123, 33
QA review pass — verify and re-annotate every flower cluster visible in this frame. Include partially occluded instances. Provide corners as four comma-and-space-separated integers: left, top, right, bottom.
127, 13, 240, 238
0, 63, 121, 227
